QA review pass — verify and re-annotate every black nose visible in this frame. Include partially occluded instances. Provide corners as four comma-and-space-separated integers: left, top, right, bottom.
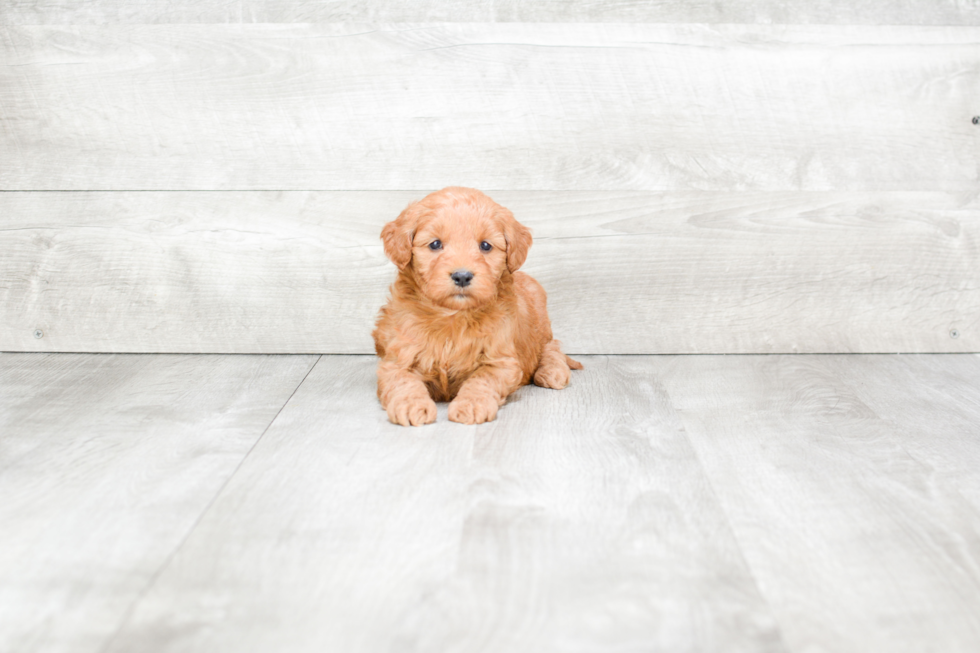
451, 270, 474, 287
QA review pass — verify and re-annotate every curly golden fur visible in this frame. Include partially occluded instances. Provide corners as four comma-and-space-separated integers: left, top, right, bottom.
373, 187, 582, 426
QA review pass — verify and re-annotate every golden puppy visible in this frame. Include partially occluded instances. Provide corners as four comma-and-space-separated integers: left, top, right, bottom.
373, 187, 582, 426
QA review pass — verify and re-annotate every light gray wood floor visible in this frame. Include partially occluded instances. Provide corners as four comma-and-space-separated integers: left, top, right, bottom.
2, 353, 979, 653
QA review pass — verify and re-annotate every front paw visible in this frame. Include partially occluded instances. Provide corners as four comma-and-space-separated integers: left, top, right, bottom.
448, 394, 499, 425
386, 395, 437, 427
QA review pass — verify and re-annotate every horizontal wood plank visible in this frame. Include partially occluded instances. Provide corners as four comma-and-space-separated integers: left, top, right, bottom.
102, 355, 785, 653
0, 352, 317, 653
2, 24, 978, 191
3, 0, 979, 25
1, 190, 977, 354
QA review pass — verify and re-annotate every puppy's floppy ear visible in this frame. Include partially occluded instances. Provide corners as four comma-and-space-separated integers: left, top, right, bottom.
381, 202, 423, 270
500, 208, 532, 272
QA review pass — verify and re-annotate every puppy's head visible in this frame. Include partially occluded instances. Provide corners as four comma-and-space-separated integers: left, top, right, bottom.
381, 187, 532, 310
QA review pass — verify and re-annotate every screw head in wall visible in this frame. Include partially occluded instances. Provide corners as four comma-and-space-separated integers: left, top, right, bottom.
950, 329, 960, 339
33, 329, 43, 339
974, 116, 980, 125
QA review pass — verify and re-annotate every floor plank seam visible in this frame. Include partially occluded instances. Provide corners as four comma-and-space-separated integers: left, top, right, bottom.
665, 390, 795, 652
92, 354, 323, 653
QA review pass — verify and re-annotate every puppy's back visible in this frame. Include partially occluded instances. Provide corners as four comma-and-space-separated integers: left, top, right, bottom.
512, 271, 554, 349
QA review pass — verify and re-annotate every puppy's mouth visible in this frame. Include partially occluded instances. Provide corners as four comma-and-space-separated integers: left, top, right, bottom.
433, 286, 482, 308
448, 289, 479, 305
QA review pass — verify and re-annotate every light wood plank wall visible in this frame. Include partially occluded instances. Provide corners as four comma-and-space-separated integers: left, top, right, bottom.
3, 1, 980, 24
1, 3, 978, 354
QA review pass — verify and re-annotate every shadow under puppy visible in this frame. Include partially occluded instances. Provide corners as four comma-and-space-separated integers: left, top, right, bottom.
373, 187, 582, 426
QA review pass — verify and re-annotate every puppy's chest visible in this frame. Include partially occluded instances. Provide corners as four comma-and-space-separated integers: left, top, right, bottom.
415, 327, 488, 378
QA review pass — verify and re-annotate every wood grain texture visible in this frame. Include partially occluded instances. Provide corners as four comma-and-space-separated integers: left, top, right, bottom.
3, 353, 980, 652
2, 190, 977, 354
2, 24, 978, 191
3, 0, 980, 25
823, 354, 980, 509
0, 352, 317, 653
103, 355, 786, 653
659, 354, 980, 653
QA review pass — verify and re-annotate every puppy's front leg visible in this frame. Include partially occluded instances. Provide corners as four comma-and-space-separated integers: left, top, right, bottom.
378, 360, 437, 427
448, 362, 523, 425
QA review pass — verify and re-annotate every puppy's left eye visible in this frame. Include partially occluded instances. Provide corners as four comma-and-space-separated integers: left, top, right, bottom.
480, 241, 493, 252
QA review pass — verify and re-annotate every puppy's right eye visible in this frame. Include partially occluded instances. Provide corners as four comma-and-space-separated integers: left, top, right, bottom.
428, 240, 442, 251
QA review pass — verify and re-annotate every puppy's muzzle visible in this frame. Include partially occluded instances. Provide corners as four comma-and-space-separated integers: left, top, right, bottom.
451, 270, 474, 288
